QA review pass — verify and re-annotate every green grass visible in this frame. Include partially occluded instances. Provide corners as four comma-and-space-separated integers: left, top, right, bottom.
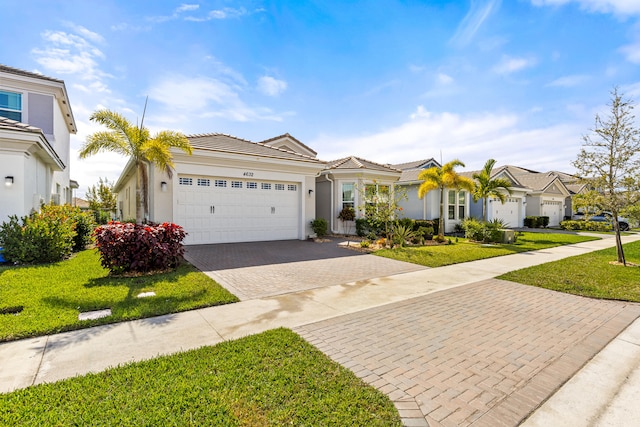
375, 232, 599, 267
499, 240, 640, 302
0, 250, 238, 342
0, 328, 401, 426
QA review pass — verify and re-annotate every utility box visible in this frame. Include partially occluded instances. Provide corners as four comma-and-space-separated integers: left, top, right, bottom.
500, 229, 515, 244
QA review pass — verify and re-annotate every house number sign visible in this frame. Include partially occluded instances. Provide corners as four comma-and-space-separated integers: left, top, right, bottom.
243, 172, 254, 177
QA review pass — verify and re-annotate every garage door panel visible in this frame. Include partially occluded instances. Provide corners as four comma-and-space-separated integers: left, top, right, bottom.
176, 176, 300, 244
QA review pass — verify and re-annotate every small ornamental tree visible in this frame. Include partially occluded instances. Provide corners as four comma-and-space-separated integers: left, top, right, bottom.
93, 222, 186, 274
358, 182, 407, 245
573, 88, 640, 265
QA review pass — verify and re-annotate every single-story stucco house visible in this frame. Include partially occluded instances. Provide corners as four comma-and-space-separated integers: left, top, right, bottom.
315, 156, 401, 235
0, 65, 77, 224
114, 133, 325, 245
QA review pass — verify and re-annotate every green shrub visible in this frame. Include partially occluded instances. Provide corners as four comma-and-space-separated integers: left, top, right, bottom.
360, 240, 370, 248
391, 223, 417, 247
560, 220, 612, 232
524, 216, 550, 228
414, 219, 439, 235
397, 217, 414, 229
310, 218, 328, 238
461, 217, 485, 241
0, 205, 82, 264
461, 217, 507, 243
69, 209, 96, 251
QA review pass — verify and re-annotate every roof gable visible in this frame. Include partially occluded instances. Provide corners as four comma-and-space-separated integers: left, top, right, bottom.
326, 156, 401, 173
260, 133, 317, 157
392, 158, 440, 170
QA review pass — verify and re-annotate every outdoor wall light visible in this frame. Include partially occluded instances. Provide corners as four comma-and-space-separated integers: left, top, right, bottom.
308, 189, 314, 195
160, 181, 167, 192
5, 176, 14, 186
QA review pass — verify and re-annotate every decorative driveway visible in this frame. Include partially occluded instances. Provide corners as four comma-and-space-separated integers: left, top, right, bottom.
184, 238, 427, 300
295, 279, 640, 427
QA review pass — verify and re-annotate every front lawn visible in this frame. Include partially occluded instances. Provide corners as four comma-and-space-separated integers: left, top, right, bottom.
0, 328, 401, 426
0, 250, 238, 342
375, 232, 599, 267
499, 240, 640, 302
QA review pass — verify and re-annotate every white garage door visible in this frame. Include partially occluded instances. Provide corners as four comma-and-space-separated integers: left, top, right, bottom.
176, 176, 300, 244
542, 200, 563, 227
493, 198, 520, 228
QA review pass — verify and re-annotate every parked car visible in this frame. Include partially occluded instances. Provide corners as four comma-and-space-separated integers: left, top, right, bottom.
572, 211, 630, 231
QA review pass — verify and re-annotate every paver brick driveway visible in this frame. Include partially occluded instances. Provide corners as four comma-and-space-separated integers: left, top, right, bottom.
295, 279, 640, 427
185, 238, 427, 300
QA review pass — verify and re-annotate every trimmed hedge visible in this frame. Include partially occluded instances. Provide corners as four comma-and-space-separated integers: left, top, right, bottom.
524, 216, 549, 228
560, 220, 612, 232
93, 222, 186, 274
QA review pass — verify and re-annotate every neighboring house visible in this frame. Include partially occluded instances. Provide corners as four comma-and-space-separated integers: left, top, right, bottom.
114, 133, 325, 245
503, 166, 572, 227
316, 156, 402, 235
464, 166, 531, 228
394, 159, 473, 233
550, 170, 588, 218
0, 65, 76, 224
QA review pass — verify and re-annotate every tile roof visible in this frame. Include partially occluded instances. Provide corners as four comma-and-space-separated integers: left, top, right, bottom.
392, 158, 440, 170
186, 133, 323, 163
0, 64, 63, 83
0, 116, 43, 134
260, 133, 318, 156
325, 156, 401, 173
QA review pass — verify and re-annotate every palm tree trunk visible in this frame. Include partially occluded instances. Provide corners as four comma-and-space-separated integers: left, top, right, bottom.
439, 186, 445, 237
135, 162, 145, 224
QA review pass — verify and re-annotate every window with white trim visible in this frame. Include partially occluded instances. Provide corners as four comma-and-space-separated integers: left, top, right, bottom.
247, 182, 258, 189
288, 184, 297, 191
197, 178, 210, 187
342, 183, 355, 210
448, 190, 466, 220
261, 183, 271, 190
214, 180, 227, 188
179, 177, 192, 185
275, 183, 285, 191
231, 181, 243, 188
0, 90, 22, 122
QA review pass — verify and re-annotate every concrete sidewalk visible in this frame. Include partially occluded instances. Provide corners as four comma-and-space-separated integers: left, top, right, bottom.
1, 233, 639, 426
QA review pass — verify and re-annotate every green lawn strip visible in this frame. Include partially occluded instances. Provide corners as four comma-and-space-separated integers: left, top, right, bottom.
0, 328, 401, 426
499, 241, 640, 302
0, 250, 238, 342
375, 232, 599, 268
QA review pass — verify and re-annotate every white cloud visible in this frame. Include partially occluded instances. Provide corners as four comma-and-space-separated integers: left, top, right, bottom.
257, 76, 288, 96
620, 40, 640, 63
311, 106, 582, 173
547, 74, 590, 87
437, 73, 454, 85
450, 0, 502, 47
493, 55, 537, 74
177, 4, 199, 13
32, 28, 110, 86
147, 75, 290, 123
531, 0, 640, 16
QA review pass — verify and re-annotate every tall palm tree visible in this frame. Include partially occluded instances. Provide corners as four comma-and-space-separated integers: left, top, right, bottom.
79, 107, 193, 224
472, 159, 513, 221
418, 159, 474, 238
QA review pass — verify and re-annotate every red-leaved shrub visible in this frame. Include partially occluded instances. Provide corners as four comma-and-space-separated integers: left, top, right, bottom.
93, 222, 186, 274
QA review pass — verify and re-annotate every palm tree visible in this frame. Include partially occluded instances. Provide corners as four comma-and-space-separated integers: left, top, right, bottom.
79, 106, 193, 224
472, 159, 513, 222
418, 159, 474, 238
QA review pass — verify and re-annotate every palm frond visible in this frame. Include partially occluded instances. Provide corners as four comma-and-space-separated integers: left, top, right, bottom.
79, 132, 131, 158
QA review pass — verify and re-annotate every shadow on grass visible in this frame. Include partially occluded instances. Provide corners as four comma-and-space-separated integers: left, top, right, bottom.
82, 263, 191, 288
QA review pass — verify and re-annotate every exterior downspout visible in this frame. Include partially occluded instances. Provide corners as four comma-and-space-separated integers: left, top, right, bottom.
324, 173, 337, 234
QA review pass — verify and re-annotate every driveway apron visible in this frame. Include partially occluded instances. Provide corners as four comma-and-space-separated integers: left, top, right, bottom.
185, 238, 427, 300
294, 279, 640, 427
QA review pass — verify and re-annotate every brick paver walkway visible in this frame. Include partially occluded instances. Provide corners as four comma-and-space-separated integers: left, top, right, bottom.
295, 279, 640, 427
185, 239, 427, 299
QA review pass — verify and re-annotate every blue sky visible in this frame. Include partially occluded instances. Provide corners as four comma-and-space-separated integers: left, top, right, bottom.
3, 0, 640, 196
